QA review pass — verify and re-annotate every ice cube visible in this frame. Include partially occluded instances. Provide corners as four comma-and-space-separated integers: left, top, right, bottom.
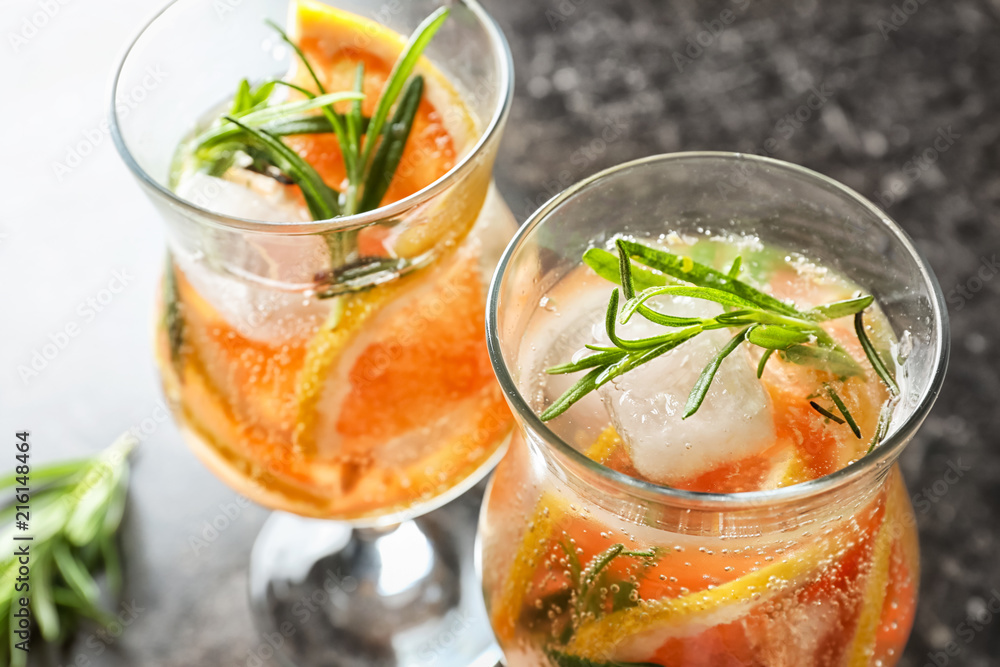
175, 170, 309, 223
595, 296, 775, 485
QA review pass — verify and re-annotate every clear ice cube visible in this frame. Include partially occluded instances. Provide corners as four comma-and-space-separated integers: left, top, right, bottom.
175, 171, 309, 223
595, 296, 775, 485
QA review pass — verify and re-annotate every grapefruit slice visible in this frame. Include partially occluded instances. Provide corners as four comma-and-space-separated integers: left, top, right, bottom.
294, 240, 497, 464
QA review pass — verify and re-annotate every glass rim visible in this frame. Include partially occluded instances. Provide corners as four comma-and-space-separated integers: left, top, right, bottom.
486, 151, 951, 511
109, 0, 513, 235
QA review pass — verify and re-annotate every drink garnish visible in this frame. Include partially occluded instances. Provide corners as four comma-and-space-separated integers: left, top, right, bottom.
181, 8, 450, 285
541, 238, 900, 450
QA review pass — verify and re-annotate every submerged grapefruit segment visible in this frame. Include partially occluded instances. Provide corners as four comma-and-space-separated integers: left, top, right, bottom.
294, 240, 500, 463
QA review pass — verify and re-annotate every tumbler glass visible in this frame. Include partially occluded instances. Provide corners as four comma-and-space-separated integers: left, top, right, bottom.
480, 153, 949, 666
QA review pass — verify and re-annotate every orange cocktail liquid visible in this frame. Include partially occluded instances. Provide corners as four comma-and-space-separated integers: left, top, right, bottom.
157, 4, 512, 520
482, 240, 918, 666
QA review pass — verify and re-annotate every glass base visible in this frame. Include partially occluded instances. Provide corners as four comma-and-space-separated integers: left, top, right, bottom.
248, 486, 502, 667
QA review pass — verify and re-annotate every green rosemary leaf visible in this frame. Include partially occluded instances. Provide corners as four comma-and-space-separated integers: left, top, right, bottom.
31, 551, 60, 642
827, 386, 861, 438
359, 75, 424, 212
809, 400, 846, 424
867, 399, 895, 454
346, 62, 365, 164
683, 327, 750, 419
745, 324, 812, 350
100, 532, 123, 596
249, 80, 277, 108
621, 285, 759, 325
10, 609, 25, 667
163, 256, 185, 376
65, 470, 116, 547
540, 368, 604, 421
547, 350, 627, 375
267, 20, 357, 179
29, 550, 57, 641
576, 545, 657, 616
0, 459, 85, 490
606, 290, 704, 351
360, 7, 450, 171
53, 540, 100, 606
583, 247, 668, 292
51, 587, 115, 627
616, 239, 637, 300
854, 312, 899, 396
727, 255, 743, 278
231, 78, 252, 114
632, 305, 703, 328
713, 308, 821, 332
194, 90, 363, 155
578, 544, 624, 604
223, 116, 341, 219
808, 295, 874, 321
594, 328, 702, 386
617, 239, 802, 317
101, 473, 129, 536
757, 348, 774, 378
545, 649, 659, 667
779, 343, 864, 377
558, 540, 582, 590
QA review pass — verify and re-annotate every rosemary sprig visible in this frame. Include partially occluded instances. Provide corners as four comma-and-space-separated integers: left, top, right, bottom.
0, 437, 133, 666
540, 240, 895, 440
545, 650, 659, 667
184, 9, 450, 288
543, 542, 659, 666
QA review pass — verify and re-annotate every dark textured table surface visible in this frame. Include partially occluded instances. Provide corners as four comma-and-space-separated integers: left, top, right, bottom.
4, 0, 999, 665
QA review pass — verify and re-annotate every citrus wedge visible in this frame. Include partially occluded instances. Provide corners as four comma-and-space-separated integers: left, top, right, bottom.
846, 471, 907, 666
294, 241, 496, 463
490, 426, 624, 642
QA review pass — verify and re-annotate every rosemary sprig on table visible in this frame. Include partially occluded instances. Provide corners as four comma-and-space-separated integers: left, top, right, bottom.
541, 239, 899, 449
1, 437, 133, 666
186, 8, 449, 282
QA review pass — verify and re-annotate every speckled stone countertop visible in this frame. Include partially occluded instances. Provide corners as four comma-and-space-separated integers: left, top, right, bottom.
6, 0, 999, 665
